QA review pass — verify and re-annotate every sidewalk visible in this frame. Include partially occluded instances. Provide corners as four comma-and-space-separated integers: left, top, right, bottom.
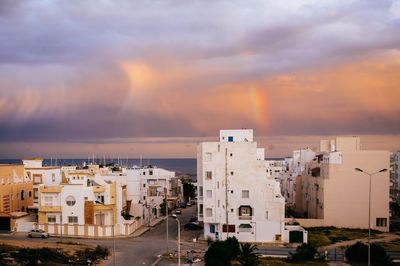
131, 216, 167, 238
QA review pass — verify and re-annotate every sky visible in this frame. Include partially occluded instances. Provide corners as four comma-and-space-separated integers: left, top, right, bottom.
0, 0, 400, 158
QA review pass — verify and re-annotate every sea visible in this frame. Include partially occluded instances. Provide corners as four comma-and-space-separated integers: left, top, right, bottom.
0, 158, 197, 176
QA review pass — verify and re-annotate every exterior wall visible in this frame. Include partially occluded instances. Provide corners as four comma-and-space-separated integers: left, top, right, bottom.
198, 129, 286, 243
0, 164, 33, 213
298, 136, 390, 232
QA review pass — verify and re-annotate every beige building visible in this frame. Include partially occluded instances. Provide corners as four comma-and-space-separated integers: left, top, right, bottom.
0, 164, 33, 230
296, 136, 390, 231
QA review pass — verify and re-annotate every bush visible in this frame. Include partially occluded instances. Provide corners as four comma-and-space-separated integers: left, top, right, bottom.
204, 237, 242, 266
287, 243, 317, 262
345, 242, 392, 265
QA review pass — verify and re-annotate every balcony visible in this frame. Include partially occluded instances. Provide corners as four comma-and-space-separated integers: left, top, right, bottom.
40, 206, 61, 212
41, 186, 62, 193
94, 204, 113, 211
238, 216, 252, 220
93, 186, 105, 193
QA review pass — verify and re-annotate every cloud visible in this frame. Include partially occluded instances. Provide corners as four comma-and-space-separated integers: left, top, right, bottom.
0, 0, 399, 157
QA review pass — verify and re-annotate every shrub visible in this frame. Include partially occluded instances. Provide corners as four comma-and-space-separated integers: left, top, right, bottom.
345, 242, 392, 265
204, 237, 243, 266
287, 243, 317, 262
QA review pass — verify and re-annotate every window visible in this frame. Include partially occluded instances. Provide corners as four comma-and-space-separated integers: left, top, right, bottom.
265, 211, 269, 219
44, 196, 53, 206
275, 234, 282, 241
205, 208, 212, 217
34, 188, 38, 199
242, 190, 249, 199
206, 190, 212, 198
376, 218, 387, 227
228, 136, 234, 142
239, 206, 253, 217
21, 190, 24, 200
47, 215, 56, 223
238, 224, 252, 232
222, 224, 235, 232
29, 191, 32, 197
143, 184, 146, 188
68, 216, 78, 224
149, 170, 153, 175
230, 153, 233, 157
66, 196, 76, 206
199, 186, 203, 197
210, 224, 216, 233
205, 171, 212, 180
199, 204, 203, 215
230, 171, 234, 175
205, 152, 212, 162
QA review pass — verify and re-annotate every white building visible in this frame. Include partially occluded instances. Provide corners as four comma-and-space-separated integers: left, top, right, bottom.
197, 129, 306, 243
22, 158, 62, 215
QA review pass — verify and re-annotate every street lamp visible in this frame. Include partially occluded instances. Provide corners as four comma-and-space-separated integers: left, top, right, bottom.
164, 188, 170, 253
355, 167, 387, 266
172, 214, 181, 266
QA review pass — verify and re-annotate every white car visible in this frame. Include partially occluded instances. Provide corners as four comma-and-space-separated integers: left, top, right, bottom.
28, 229, 50, 238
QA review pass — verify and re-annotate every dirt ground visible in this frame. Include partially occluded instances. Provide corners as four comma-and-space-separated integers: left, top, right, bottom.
0, 239, 95, 255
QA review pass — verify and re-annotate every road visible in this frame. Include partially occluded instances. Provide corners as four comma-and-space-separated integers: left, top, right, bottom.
0, 206, 203, 266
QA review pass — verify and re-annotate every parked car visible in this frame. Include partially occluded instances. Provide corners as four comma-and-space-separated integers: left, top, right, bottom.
184, 223, 203, 231
186, 202, 192, 207
188, 217, 199, 225
28, 229, 50, 238
179, 203, 187, 208
174, 209, 182, 214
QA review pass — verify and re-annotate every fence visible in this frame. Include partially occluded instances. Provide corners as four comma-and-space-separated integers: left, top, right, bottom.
34, 218, 144, 238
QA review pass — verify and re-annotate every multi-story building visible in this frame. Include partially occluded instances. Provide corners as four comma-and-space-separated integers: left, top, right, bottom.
296, 136, 390, 231
390, 152, 400, 207
23, 158, 62, 215
198, 129, 301, 243
37, 169, 131, 237
0, 164, 34, 230
278, 148, 316, 209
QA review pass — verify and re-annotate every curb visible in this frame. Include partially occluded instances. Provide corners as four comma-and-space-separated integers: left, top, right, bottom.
150, 257, 162, 266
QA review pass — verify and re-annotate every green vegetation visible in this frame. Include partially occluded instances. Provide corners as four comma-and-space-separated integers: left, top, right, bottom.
287, 243, 317, 263
307, 227, 381, 247
345, 242, 392, 265
0, 244, 109, 266
182, 180, 195, 202
205, 236, 260, 266
376, 238, 400, 252
258, 257, 328, 266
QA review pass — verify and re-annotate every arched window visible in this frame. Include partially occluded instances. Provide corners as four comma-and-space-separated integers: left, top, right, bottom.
66, 196, 76, 206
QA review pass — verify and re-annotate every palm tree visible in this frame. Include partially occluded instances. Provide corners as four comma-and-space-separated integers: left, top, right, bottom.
237, 243, 260, 266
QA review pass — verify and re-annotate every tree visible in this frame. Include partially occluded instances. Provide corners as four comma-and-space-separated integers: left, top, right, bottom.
183, 181, 195, 202
204, 237, 241, 266
237, 243, 260, 266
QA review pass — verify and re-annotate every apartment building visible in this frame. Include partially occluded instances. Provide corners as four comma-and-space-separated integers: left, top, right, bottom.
278, 148, 316, 208
37, 168, 131, 237
0, 164, 33, 231
296, 136, 390, 231
23, 158, 62, 214
197, 129, 302, 243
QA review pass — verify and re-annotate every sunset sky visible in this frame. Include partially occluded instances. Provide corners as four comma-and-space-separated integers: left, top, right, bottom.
0, 0, 400, 158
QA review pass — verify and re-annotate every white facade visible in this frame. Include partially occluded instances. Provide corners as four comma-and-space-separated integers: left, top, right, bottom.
198, 129, 291, 243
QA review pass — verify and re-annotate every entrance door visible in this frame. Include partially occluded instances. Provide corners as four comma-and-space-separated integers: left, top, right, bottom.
0, 217, 11, 231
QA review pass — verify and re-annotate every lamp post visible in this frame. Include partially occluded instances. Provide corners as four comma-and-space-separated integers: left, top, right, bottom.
172, 214, 181, 266
165, 188, 169, 253
355, 167, 387, 266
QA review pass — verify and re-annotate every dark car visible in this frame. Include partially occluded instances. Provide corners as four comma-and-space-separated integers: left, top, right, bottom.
184, 223, 203, 230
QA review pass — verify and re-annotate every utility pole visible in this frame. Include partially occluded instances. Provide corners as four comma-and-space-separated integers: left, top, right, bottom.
225, 147, 229, 239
